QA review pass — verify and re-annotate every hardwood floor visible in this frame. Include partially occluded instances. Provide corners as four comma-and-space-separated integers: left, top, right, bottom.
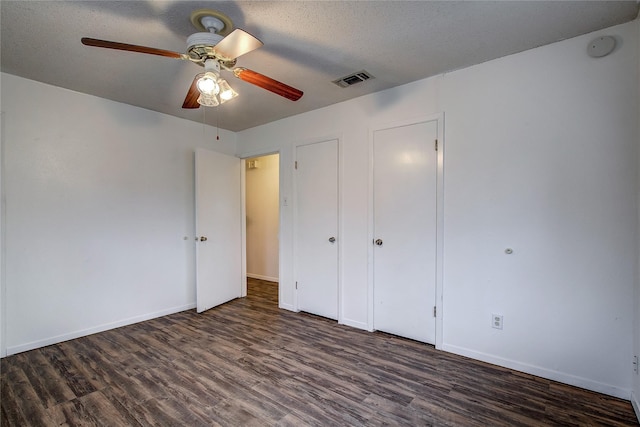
2, 278, 638, 426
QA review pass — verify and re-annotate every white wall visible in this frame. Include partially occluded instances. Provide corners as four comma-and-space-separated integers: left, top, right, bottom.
1, 73, 236, 355
245, 154, 279, 282
441, 21, 637, 399
238, 20, 638, 399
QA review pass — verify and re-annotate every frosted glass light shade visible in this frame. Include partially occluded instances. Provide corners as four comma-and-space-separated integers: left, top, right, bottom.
218, 79, 238, 103
197, 93, 219, 107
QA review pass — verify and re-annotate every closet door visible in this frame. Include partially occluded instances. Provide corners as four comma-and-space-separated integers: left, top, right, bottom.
295, 139, 339, 320
373, 120, 437, 343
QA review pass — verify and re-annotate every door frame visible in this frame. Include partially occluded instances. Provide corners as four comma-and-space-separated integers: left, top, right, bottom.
367, 112, 444, 349
240, 157, 247, 298
292, 135, 343, 322
0, 112, 6, 357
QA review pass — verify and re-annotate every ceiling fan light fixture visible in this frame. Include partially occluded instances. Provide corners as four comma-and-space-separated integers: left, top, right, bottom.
196, 72, 220, 96
218, 79, 238, 103
195, 58, 238, 107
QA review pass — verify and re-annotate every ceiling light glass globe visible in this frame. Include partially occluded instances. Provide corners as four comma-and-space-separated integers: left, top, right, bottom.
218, 79, 238, 103
197, 94, 219, 107
197, 72, 220, 96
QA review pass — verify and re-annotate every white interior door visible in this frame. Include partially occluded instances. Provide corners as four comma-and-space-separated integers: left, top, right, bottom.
295, 139, 339, 320
373, 120, 438, 343
195, 149, 242, 313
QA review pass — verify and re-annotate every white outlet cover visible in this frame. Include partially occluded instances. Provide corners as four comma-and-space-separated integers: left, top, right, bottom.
492, 313, 503, 330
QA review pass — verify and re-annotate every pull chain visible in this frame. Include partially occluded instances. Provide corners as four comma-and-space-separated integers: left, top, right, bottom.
201, 105, 220, 142
202, 104, 206, 140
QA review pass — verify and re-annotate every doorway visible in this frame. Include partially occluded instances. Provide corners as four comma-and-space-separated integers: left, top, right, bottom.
245, 153, 280, 300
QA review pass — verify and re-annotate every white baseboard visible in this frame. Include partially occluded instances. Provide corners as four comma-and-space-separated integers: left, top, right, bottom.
441, 343, 631, 400
5, 302, 196, 356
247, 273, 279, 283
632, 391, 640, 424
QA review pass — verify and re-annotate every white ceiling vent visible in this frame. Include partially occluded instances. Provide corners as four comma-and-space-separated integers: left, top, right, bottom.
332, 70, 374, 88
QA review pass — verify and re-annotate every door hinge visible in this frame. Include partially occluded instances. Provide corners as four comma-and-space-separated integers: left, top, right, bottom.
634, 355, 638, 374
295, 281, 298, 289
433, 306, 437, 317
434, 139, 438, 151
295, 161, 298, 170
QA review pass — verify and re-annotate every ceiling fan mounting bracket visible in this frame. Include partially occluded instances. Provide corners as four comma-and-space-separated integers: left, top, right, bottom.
190, 9, 234, 36
200, 16, 224, 33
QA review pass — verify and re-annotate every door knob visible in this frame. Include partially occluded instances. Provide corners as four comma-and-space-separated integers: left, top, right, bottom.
328, 237, 336, 243
200, 236, 208, 242
374, 238, 383, 246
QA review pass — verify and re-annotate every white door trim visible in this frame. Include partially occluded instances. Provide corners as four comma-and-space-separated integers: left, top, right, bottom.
367, 112, 445, 349
0, 111, 6, 357
292, 135, 343, 323
240, 158, 247, 298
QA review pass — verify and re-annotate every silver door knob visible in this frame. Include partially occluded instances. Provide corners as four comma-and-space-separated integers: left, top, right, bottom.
374, 238, 383, 246
200, 236, 208, 242
329, 237, 336, 243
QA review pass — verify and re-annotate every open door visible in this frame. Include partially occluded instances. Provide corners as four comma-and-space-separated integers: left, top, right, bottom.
195, 149, 243, 313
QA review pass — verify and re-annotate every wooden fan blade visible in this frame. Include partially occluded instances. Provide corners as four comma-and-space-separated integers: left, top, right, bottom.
183, 74, 204, 109
81, 37, 187, 60
233, 68, 303, 101
213, 29, 263, 60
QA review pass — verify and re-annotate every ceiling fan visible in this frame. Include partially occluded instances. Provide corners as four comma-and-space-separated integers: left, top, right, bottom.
81, 9, 303, 108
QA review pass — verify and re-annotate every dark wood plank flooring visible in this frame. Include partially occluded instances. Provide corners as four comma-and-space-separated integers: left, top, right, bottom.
2, 278, 638, 426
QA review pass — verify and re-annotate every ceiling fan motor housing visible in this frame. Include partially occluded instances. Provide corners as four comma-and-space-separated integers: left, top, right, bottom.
186, 32, 226, 62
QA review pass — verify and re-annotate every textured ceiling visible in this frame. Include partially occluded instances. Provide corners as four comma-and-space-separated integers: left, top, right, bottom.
1, 1, 638, 132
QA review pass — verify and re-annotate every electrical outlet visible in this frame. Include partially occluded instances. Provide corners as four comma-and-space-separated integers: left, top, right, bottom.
491, 314, 503, 330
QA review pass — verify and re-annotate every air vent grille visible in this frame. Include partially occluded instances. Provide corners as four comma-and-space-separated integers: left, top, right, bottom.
332, 70, 374, 88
